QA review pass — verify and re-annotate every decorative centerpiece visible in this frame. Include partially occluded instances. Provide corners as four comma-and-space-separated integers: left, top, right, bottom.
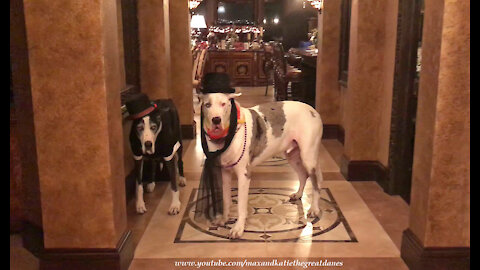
308, 28, 318, 49
207, 30, 217, 49
226, 31, 239, 50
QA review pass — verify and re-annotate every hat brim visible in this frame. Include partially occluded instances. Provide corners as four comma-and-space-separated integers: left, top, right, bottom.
127, 106, 155, 120
200, 87, 236, 94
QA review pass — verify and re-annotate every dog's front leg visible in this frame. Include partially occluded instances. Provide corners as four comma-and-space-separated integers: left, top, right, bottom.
229, 169, 250, 239
145, 160, 156, 193
165, 157, 181, 215
213, 169, 233, 226
135, 159, 147, 214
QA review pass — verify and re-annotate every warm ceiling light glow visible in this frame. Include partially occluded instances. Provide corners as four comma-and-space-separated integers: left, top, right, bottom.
218, 5, 226, 13
307, 0, 324, 11
273, 17, 279, 24
263, 18, 267, 24
189, 0, 203, 10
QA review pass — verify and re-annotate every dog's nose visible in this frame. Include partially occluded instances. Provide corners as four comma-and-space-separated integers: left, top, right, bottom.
212, 117, 221, 125
145, 141, 153, 149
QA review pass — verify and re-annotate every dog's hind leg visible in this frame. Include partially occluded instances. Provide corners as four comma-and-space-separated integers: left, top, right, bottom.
135, 159, 147, 214
177, 145, 187, 187
166, 156, 181, 215
306, 165, 323, 218
285, 144, 309, 201
299, 138, 323, 218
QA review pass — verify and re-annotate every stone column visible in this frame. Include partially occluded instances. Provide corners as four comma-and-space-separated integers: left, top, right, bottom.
169, 0, 195, 138
340, 0, 398, 180
315, 0, 342, 125
401, 0, 470, 269
138, 0, 171, 99
21, 0, 132, 268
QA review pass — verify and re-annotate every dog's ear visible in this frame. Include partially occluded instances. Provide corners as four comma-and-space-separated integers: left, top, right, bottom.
129, 120, 143, 157
227, 93, 242, 99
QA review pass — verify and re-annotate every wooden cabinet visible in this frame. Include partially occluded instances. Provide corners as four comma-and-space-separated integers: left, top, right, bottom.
205, 50, 267, 87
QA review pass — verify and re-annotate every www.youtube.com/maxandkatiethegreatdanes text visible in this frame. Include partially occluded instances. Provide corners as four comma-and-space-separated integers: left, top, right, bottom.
174, 259, 344, 268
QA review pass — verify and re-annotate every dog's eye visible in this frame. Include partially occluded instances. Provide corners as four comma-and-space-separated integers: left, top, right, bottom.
137, 126, 144, 132
221, 102, 226, 107
150, 125, 157, 130
205, 103, 212, 108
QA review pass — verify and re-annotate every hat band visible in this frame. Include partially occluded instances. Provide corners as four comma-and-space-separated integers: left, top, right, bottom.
128, 106, 155, 120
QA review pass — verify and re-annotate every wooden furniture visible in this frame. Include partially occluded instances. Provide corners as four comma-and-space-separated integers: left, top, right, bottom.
288, 48, 318, 108
271, 42, 303, 102
205, 50, 268, 87
263, 42, 274, 95
192, 47, 208, 91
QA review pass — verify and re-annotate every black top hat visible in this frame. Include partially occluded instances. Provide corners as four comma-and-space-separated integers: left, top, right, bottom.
201, 72, 235, 94
125, 93, 156, 120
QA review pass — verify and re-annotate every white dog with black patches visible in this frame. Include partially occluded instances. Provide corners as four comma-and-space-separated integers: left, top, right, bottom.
200, 93, 324, 239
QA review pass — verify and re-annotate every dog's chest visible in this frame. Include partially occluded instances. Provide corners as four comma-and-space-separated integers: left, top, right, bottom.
218, 106, 287, 168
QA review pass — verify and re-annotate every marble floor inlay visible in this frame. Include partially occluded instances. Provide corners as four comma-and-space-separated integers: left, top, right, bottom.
134, 180, 400, 259
175, 187, 357, 243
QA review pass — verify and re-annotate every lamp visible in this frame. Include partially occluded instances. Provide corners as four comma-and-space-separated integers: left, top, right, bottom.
191, 15, 207, 45
190, 15, 207, 29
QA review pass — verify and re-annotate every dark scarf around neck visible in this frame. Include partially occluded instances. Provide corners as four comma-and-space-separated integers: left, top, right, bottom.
195, 99, 238, 221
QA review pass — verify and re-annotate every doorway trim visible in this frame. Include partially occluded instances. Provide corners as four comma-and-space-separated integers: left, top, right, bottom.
384, 0, 424, 203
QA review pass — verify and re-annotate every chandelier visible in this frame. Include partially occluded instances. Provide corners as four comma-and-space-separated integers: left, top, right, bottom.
189, 0, 203, 10
306, 0, 324, 12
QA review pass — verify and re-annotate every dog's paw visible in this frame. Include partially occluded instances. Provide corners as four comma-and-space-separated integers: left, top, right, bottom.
145, 182, 156, 193
212, 215, 228, 226
136, 201, 147, 214
307, 207, 321, 218
228, 222, 245, 239
168, 202, 181, 215
179, 176, 187, 187
289, 192, 302, 201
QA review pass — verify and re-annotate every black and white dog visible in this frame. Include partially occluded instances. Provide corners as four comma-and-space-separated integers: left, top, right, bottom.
127, 95, 186, 215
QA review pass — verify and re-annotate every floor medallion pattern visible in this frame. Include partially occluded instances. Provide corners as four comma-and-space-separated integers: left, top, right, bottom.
174, 188, 357, 243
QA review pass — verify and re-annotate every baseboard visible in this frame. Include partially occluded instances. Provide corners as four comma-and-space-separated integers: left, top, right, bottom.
21, 221, 44, 257
181, 121, 196, 140
338, 125, 345, 145
22, 222, 135, 270
401, 229, 470, 270
322, 124, 345, 145
340, 155, 388, 183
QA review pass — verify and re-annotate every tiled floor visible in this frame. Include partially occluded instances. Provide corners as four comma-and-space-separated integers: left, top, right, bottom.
129, 87, 409, 269
9, 87, 410, 270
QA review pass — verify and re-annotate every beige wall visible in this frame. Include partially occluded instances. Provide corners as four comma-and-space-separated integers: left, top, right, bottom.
117, 0, 126, 91
341, 0, 398, 166
169, 0, 194, 126
138, 0, 171, 99
316, 0, 398, 166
